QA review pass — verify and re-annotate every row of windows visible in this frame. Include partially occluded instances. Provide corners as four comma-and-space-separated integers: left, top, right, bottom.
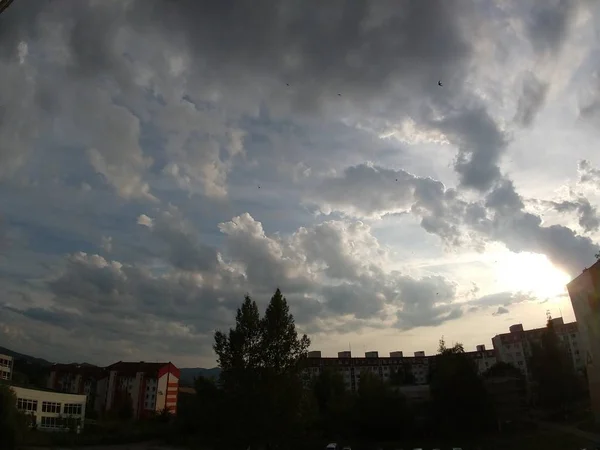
40, 416, 82, 429
17, 399, 83, 415
1, 371, 10, 380
42, 401, 61, 413
0, 358, 11, 367
64, 403, 83, 415
17, 399, 37, 411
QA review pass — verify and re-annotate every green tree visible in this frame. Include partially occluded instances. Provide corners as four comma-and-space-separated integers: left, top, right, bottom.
212, 289, 311, 447
0, 384, 26, 450
261, 288, 311, 374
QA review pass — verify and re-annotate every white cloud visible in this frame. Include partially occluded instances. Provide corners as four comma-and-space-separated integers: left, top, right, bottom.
0, 0, 598, 366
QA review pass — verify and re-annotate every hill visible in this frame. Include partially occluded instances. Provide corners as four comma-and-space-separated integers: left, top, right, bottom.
179, 367, 221, 386
0, 346, 52, 366
0, 346, 218, 387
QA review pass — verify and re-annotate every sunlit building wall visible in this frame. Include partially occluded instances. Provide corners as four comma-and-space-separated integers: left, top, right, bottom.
567, 260, 600, 424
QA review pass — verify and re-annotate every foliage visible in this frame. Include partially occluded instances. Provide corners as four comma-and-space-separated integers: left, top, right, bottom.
177, 301, 509, 446
430, 338, 495, 435
354, 371, 412, 439
0, 384, 27, 450
211, 288, 311, 447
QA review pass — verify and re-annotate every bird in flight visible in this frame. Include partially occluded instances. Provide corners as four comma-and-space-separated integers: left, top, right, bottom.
438, 81, 443, 87
338, 93, 341, 96
258, 185, 261, 189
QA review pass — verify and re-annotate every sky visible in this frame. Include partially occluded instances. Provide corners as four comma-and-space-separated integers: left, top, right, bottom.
1, 0, 600, 369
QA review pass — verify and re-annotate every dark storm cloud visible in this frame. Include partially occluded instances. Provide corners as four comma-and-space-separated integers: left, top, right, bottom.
128, 0, 471, 106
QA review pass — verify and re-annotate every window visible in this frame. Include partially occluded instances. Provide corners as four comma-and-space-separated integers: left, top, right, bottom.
152, 386, 156, 392
63, 403, 82, 416
42, 402, 61, 413
518, 361, 523, 366
41, 416, 60, 428
17, 399, 38, 412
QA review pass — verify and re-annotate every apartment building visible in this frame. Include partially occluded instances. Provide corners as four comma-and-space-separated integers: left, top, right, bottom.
48, 361, 180, 419
0, 353, 13, 381
48, 363, 109, 414
492, 318, 585, 379
568, 259, 600, 423
11, 385, 86, 431
302, 346, 495, 392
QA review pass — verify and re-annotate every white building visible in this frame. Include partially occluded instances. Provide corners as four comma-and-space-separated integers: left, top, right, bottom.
11, 386, 86, 431
492, 318, 585, 379
0, 353, 13, 381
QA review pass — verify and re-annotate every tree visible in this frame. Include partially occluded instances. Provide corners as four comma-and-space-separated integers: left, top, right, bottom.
0, 384, 26, 450
430, 338, 495, 436
212, 289, 311, 447
312, 369, 351, 437
261, 288, 311, 374
354, 371, 410, 439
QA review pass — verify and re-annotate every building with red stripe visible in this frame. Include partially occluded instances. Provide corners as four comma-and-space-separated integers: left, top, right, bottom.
48, 361, 180, 419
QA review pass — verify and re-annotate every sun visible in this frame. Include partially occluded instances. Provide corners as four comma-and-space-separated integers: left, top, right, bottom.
493, 252, 571, 299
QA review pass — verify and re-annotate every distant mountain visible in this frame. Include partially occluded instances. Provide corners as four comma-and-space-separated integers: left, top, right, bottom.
179, 367, 221, 386
0, 346, 219, 387
0, 346, 52, 366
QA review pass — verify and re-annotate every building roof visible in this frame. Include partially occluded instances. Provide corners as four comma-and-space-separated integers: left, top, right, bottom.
4, 381, 70, 394
51, 363, 108, 377
106, 361, 171, 377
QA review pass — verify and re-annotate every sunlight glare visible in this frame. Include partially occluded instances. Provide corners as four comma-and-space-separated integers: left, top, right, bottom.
493, 252, 570, 299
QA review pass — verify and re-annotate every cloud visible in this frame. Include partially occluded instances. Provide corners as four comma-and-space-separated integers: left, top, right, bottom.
493, 306, 509, 316
1, 209, 476, 363
550, 198, 600, 233
470, 291, 536, 310
314, 165, 599, 277
1, 0, 599, 366
514, 73, 548, 127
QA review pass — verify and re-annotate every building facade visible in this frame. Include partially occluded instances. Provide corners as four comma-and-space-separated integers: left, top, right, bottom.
11, 386, 86, 431
302, 346, 496, 392
568, 260, 600, 423
48, 361, 180, 419
48, 364, 109, 414
0, 353, 13, 381
492, 318, 585, 380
